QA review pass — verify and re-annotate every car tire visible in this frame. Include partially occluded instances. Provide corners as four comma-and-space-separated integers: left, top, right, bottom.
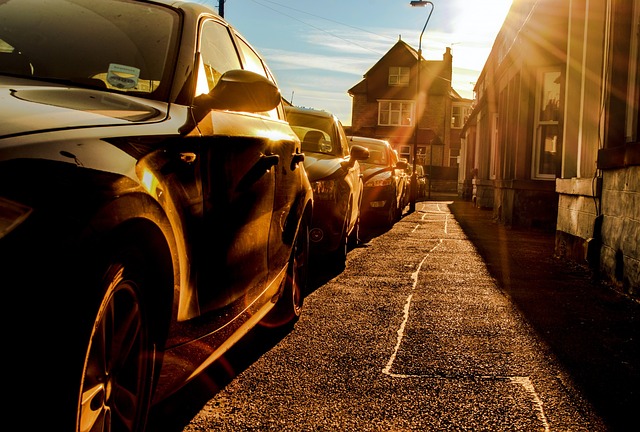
77, 248, 156, 432
348, 214, 361, 248
263, 218, 309, 328
382, 196, 395, 229
393, 194, 403, 223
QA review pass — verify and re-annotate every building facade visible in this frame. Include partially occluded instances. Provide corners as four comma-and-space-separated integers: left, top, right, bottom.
348, 39, 472, 192
459, 0, 639, 295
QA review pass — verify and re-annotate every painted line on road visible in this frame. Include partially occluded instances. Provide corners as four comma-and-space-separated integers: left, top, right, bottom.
382, 240, 441, 377
383, 205, 550, 431
510, 376, 551, 432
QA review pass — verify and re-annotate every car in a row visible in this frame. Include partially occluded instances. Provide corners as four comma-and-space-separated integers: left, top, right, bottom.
0, 1, 408, 430
1, 1, 313, 430
285, 105, 370, 265
347, 136, 409, 229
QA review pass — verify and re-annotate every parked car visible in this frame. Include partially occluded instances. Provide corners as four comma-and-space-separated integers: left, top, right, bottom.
285, 105, 369, 264
347, 136, 408, 228
0, 1, 313, 430
398, 156, 411, 210
410, 163, 428, 199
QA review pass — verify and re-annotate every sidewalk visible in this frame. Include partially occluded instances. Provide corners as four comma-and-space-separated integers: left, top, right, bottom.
424, 193, 639, 432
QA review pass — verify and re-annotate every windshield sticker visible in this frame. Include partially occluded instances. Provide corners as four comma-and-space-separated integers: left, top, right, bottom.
107, 64, 140, 89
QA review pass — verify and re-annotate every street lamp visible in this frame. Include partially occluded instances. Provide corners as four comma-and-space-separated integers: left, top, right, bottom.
408, 0, 434, 212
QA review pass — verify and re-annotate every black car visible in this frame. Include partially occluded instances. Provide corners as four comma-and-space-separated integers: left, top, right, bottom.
347, 136, 409, 228
285, 105, 369, 265
0, 1, 313, 430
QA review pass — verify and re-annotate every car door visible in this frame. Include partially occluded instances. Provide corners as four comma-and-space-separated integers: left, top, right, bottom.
335, 119, 362, 233
233, 33, 305, 288
192, 18, 275, 314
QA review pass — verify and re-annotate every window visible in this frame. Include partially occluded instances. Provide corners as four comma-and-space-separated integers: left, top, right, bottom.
378, 100, 414, 126
490, 113, 498, 179
197, 20, 241, 96
388, 66, 410, 86
532, 68, 561, 179
451, 105, 468, 128
449, 149, 459, 167
399, 145, 411, 161
235, 33, 281, 119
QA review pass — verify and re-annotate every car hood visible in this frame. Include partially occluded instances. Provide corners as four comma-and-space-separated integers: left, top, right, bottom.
303, 152, 345, 182
0, 79, 167, 138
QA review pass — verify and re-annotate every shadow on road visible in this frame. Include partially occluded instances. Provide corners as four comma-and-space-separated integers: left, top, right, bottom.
148, 217, 398, 430
147, 321, 293, 431
447, 199, 639, 432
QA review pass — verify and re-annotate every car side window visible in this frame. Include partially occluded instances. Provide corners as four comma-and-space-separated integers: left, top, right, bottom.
337, 121, 350, 158
391, 149, 399, 166
196, 20, 242, 96
235, 34, 281, 120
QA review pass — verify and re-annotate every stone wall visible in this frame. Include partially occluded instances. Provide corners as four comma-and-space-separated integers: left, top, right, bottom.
599, 166, 639, 296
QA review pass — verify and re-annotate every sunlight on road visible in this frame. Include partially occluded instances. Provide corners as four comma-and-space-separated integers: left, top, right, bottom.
381, 201, 550, 432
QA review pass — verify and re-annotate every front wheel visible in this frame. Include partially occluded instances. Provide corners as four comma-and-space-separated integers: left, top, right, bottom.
263, 219, 309, 328
348, 214, 361, 248
77, 255, 156, 432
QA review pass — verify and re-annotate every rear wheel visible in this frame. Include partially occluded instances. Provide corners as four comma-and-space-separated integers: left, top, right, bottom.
390, 195, 400, 225
77, 251, 156, 432
331, 217, 349, 267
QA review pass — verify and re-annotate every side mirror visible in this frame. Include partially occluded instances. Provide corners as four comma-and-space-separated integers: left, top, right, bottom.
350, 144, 370, 161
343, 144, 370, 169
396, 160, 408, 170
195, 69, 281, 113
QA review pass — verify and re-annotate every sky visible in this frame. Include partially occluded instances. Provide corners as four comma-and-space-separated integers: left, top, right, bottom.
193, 0, 513, 126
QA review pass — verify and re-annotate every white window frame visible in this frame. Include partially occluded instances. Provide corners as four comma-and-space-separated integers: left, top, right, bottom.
378, 100, 414, 126
451, 104, 467, 129
532, 67, 561, 179
490, 113, 498, 180
399, 145, 411, 157
388, 66, 410, 86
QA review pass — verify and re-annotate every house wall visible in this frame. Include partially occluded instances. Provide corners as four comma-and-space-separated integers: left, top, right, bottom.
349, 42, 469, 193
599, 166, 640, 294
459, 0, 639, 295
556, 0, 639, 295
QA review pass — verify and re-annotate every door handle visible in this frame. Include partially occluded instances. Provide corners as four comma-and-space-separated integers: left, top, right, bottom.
259, 154, 280, 171
237, 154, 280, 192
291, 151, 305, 170
179, 152, 197, 164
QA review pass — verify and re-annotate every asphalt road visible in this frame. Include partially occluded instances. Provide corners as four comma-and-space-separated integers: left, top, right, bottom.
149, 197, 638, 432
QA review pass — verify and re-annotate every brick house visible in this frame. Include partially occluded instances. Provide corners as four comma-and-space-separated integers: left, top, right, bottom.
348, 39, 472, 192
459, 0, 639, 295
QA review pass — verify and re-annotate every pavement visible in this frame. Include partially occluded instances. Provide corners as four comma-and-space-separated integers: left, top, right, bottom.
152, 193, 638, 432
410, 193, 639, 432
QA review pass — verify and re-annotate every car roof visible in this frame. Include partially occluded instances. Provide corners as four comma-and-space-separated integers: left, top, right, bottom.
285, 105, 336, 121
347, 136, 391, 147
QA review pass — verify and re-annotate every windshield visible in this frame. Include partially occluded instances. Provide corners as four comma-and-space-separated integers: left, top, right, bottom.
287, 112, 337, 156
0, 0, 179, 101
359, 143, 389, 167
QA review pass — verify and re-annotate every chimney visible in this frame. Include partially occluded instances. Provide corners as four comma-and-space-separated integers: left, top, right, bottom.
444, 47, 452, 62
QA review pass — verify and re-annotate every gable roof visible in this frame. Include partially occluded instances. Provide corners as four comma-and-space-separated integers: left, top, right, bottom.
363, 38, 419, 77
348, 38, 418, 95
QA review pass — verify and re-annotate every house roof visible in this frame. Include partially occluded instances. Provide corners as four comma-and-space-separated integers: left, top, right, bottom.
348, 37, 455, 97
348, 38, 418, 95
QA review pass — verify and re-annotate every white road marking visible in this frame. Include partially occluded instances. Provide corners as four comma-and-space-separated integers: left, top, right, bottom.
381, 240, 440, 377
383, 202, 550, 431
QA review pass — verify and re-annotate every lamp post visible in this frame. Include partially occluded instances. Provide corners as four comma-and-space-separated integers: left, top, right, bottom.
408, 0, 434, 212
